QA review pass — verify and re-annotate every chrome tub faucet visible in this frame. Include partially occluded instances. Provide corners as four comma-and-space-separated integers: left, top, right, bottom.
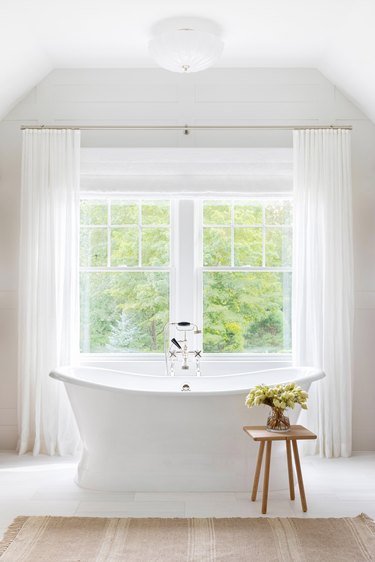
164, 321, 202, 376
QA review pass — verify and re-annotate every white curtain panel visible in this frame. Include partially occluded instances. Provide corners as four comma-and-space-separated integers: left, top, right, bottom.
293, 129, 353, 458
18, 129, 81, 455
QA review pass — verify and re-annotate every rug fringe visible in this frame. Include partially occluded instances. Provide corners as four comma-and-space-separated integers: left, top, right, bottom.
0, 516, 28, 557
358, 513, 375, 535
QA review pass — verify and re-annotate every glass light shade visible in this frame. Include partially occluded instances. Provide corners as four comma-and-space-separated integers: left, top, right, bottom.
149, 29, 224, 73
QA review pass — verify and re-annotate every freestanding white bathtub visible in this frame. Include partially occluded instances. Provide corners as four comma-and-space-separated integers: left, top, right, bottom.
50, 363, 324, 492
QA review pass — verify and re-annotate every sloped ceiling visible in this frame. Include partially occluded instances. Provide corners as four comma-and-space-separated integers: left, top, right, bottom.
1, 0, 374, 121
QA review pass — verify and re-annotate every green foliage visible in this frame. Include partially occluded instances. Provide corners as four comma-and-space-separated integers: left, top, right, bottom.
245, 383, 308, 411
234, 203, 263, 225
111, 227, 139, 266
265, 201, 292, 225
203, 272, 291, 353
204, 321, 244, 352
80, 272, 169, 352
203, 227, 231, 266
246, 310, 283, 349
80, 228, 107, 267
234, 227, 263, 266
107, 311, 140, 351
265, 227, 292, 267
80, 200, 107, 225
80, 272, 118, 352
142, 201, 170, 225
111, 201, 138, 225
142, 228, 169, 266
203, 202, 231, 224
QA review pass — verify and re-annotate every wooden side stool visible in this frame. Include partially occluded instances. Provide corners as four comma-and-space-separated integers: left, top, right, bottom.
243, 424, 317, 514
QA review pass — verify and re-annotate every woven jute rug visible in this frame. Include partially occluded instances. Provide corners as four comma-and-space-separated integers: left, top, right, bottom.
0, 514, 374, 561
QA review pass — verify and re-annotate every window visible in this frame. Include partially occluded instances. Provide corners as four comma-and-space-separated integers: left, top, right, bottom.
80, 199, 171, 353
80, 196, 292, 355
201, 199, 292, 353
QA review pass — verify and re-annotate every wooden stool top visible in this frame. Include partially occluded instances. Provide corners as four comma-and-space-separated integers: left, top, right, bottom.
243, 424, 317, 442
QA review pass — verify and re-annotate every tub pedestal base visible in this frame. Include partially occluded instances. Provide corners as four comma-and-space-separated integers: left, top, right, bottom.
75, 442, 292, 492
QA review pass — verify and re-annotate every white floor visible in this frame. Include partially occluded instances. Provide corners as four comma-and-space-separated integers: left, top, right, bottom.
0, 451, 374, 540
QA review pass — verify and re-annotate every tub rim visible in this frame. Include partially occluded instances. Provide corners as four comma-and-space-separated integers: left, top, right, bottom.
49, 365, 325, 396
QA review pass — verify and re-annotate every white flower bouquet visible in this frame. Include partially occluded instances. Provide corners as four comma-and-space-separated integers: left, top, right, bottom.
245, 383, 308, 431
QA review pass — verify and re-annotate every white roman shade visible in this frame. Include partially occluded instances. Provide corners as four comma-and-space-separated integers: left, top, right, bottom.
80, 148, 293, 195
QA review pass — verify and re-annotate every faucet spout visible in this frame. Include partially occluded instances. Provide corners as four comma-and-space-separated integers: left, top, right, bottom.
171, 338, 182, 350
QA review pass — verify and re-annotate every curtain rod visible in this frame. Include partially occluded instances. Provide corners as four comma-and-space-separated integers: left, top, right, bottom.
20, 124, 353, 133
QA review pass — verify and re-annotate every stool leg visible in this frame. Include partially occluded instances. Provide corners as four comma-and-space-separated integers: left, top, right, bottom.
285, 440, 295, 501
292, 440, 307, 512
262, 441, 272, 514
251, 441, 265, 501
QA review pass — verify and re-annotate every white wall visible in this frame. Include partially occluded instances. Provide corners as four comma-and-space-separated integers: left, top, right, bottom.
0, 68, 374, 451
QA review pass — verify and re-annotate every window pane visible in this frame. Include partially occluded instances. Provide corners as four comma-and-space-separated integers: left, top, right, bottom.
265, 201, 292, 225
80, 272, 169, 353
142, 227, 169, 266
80, 201, 107, 225
266, 227, 292, 267
142, 201, 170, 225
80, 228, 107, 266
234, 202, 263, 225
234, 228, 263, 266
203, 227, 231, 266
111, 228, 138, 266
203, 272, 292, 353
203, 201, 231, 225
111, 201, 138, 225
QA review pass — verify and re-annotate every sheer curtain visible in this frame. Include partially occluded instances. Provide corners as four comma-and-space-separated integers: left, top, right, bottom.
18, 129, 81, 455
293, 129, 353, 458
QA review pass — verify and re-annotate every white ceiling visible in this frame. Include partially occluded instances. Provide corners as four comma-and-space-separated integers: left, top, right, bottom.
0, 0, 374, 122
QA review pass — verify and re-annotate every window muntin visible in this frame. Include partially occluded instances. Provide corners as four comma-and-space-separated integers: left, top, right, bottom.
80, 199, 171, 353
202, 199, 292, 354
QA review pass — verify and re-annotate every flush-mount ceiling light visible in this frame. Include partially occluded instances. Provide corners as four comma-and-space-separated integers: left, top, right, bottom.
149, 18, 224, 73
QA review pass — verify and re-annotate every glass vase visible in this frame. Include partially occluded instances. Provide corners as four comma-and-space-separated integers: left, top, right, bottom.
266, 407, 290, 432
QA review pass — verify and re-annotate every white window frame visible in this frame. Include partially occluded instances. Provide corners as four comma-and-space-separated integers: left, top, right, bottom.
80, 194, 292, 363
